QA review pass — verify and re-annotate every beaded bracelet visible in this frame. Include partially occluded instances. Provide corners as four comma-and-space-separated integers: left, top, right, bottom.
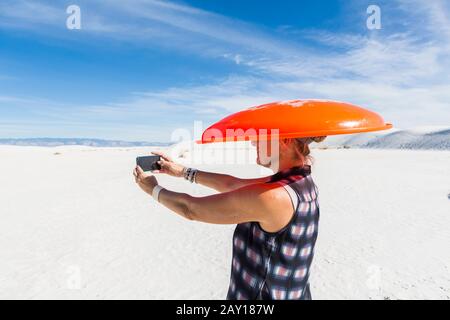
183, 167, 198, 183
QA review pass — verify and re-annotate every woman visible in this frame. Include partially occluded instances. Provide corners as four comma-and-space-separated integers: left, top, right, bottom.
133, 136, 326, 300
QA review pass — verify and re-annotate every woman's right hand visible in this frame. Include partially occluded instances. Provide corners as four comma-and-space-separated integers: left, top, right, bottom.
150, 151, 185, 178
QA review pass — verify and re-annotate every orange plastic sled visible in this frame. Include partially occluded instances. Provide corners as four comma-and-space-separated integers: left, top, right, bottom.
197, 99, 393, 144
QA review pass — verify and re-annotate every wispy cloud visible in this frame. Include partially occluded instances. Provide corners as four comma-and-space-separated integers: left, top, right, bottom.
0, 0, 449, 140
84, 0, 450, 129
0, 0, 300, 58
0, 0, 61, 24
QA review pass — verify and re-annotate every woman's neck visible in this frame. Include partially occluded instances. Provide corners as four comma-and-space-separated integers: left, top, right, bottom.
272, 158, 305, 173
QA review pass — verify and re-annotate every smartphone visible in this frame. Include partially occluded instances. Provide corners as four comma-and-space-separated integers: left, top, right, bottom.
136, 155, 161, 172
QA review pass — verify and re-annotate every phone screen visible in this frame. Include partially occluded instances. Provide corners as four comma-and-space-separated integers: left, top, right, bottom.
136, 155, 161, 172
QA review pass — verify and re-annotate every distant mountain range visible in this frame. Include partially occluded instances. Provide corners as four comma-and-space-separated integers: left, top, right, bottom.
0, 138, 173, 147
315, 127, 450, 151
1, 127, 449, 150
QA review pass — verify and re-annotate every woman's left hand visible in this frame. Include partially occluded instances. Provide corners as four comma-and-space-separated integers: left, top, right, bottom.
133, 166, 158, 196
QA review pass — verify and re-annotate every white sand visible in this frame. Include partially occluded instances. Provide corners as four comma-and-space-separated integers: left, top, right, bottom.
0, 145, 449, 299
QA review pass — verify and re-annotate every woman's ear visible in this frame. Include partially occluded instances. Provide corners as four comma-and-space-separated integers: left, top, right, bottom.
281, 138, 290, 146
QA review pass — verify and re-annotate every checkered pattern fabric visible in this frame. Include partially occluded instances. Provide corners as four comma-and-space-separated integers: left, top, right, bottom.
226, 165, 319, 300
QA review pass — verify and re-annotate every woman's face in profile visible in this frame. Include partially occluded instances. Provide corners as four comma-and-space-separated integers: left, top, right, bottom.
252, 139, 279, 168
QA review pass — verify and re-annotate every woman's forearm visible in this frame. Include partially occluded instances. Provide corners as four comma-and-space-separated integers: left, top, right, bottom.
155, 152, 267, 193
195, 170, 271, 192
194, 170, 237, 192
154, 181, 281, 226
156, 188, 230, 224
157, 189, 195, 220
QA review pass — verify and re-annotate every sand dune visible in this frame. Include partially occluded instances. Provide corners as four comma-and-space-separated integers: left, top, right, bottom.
365, 129, 450, 150
0, 145, 449, 299
316, 127, 450, 150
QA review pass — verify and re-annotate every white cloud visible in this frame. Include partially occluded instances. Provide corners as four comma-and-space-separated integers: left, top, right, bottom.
0, 0, 449, 139
0, 0, 62, 25
0, 0, 300, 59
397, 0, 450, 42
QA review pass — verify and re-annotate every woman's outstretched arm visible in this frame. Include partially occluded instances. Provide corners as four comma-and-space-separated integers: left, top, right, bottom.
133, 166, 293, 231
194, 170, 271, 193
151, 151, 271, 193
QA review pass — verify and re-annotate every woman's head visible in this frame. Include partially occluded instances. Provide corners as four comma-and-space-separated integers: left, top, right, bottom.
252, 136, 327, 171
291, 136, 327, 163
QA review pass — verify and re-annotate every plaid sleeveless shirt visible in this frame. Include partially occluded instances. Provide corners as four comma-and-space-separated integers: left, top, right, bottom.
226, 165, 319, 300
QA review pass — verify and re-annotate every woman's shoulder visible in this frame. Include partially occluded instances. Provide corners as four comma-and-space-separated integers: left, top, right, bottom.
268, 174, 319, 203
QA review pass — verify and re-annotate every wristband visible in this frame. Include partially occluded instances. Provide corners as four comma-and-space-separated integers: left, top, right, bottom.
188, 168, 195, 182
193, 169, 198, 183
184, 167, 191, 180
182, 167, 199, 183
152, 185, 164, 202
189, 168, 198, 183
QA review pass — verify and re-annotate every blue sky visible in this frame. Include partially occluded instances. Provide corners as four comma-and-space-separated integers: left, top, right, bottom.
0, 0, 449, 141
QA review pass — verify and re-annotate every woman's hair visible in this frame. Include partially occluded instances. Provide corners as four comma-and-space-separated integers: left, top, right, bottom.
293, 136, 327, 164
